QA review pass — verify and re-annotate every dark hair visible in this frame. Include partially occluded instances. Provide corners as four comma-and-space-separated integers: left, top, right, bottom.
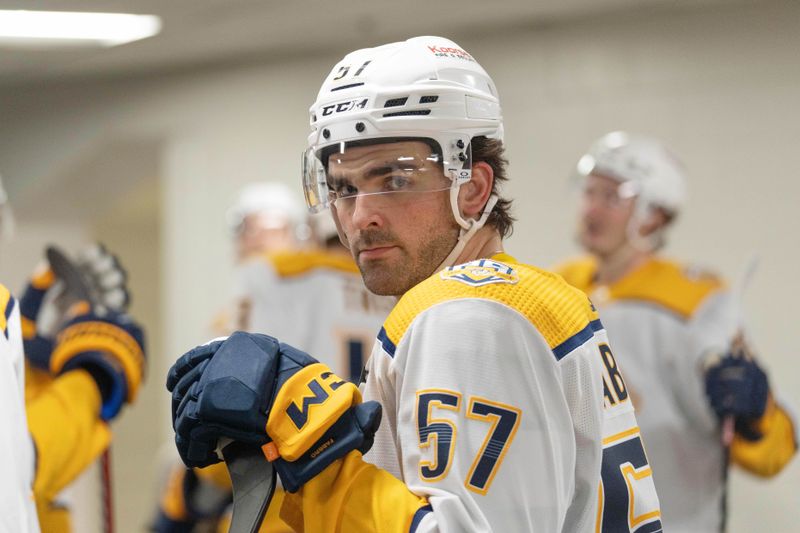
471, 136, 514, 238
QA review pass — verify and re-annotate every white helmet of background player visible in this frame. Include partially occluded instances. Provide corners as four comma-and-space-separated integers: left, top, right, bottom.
226, 182, 306, 258
576, 131, 687, 250
302, 36, 503, 267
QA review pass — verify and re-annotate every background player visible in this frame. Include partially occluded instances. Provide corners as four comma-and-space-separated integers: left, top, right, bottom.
557, 131, 797, 531
1, 169, 146, 533
20, 243, 146, 532
167, 36, 661, 532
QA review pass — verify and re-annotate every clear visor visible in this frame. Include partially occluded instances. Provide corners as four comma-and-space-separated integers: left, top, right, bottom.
302, 140, 455, 213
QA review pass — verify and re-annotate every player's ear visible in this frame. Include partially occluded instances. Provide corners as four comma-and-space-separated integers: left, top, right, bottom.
638, 207, 671, 237
458, 161, 494, 220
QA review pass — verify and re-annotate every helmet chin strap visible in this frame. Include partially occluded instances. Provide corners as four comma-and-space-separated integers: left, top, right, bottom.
435, 183, 499, 272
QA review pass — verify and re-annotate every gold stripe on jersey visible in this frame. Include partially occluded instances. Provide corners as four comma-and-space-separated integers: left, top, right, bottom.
265, 249, 360, 278
557, 256, 724, 319
382, 254, 599, 358
0, 282, 12, 338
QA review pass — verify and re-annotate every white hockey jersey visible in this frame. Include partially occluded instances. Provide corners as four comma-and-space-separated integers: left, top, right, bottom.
234, 249, 394, 382
361, 254, 662, 532
0, 284, 40, 532
558, 256, 797, 533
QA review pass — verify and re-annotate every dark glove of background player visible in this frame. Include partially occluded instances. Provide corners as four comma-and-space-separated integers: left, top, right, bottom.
705, 340, 769, 440
19, 244, 144, 421
167, 331, 382, 492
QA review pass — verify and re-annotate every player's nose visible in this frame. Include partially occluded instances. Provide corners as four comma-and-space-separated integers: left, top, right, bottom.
350, 193, 384, 230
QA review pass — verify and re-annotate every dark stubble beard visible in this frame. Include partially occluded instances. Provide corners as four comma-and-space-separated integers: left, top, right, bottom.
357, 223, 460, 297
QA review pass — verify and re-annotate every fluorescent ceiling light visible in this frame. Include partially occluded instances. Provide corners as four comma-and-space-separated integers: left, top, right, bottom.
0, 10, 161, 47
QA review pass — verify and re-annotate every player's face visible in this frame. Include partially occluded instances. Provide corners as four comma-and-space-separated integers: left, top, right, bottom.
237, 213, 294, 259
577, 173, 636, 258
328, 141, 459, 296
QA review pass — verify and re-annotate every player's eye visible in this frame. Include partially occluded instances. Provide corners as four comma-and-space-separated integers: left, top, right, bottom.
329, 181, 358, 199
385, 175, 411, 192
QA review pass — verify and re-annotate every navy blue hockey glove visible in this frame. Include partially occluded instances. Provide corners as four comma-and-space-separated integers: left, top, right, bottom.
705, 343, 769, 440
167, 331, 381, 492
51, 307, 146, 421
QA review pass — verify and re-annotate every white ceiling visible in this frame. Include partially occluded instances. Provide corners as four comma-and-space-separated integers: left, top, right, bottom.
0, 0, 728, 86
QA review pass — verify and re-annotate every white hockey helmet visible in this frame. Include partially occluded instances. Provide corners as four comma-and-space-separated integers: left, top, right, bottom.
303, 36, 503, 266
226, 182, 304, 235
576, 131, 687, 216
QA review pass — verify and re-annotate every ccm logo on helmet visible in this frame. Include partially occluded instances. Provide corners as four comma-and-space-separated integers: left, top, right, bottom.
321, 98, 369, 117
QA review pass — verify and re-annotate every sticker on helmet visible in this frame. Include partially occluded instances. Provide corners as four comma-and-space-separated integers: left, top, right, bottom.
440, 259, 519, 287
427, 45, 475, 62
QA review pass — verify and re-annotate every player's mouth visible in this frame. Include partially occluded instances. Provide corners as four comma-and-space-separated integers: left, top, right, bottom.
358, 245, 397, 260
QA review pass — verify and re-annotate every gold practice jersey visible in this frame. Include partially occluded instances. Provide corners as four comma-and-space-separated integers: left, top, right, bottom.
361, 254, 662, 532
558, 256, 797, 533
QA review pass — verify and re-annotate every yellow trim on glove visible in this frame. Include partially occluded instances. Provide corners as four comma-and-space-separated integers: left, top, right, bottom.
50, 320, 145, 401
20, 315, 37, 339
731, 395, 798, 477
31, 266, 55, 289
281, 451, 429, 533
27, 369, 112, 501
267, 363, 361, 462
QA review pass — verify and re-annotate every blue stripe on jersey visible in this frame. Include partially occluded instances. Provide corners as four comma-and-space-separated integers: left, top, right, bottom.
3, 295, 14, 340
409, 504, 433, 532
636, 520, 663, 533
377, 326, 396, 358
551, 319, 604, 361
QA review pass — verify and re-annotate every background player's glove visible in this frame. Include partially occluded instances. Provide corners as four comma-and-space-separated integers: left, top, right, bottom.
20, 243, 131, 369
74, 243, 131, 313
167, 331, 382, 492
51, 306, 146, 421
705, 343, 769, 440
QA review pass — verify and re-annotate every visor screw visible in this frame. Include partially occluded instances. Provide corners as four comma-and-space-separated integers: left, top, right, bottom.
322, 128, 331, 139
456, 139, 465, 149
355, 122, 366, 133
458, 152, 467, 162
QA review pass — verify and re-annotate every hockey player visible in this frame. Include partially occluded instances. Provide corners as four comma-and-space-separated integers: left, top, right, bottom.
0, 174, 40, 532
557, 131, 797, 532
154, 212, 393, 532
21, 244, 146, 532
227, 182, 307, 261
167, 36, 662, 532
